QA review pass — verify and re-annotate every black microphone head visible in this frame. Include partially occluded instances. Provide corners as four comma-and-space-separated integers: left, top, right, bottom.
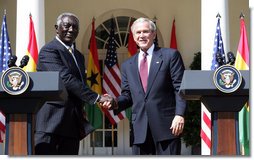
227, 51, 234, 58
19, 55, 30, 68
11, 55, 17, 61
227, 51, 235, 65
24, 55, 29, 61
216, 52, 224, 66
7, 55, 17, 68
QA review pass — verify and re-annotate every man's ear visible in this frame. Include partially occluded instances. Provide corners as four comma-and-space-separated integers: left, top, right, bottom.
153, 32, 157, 40
55, 25, 59, 34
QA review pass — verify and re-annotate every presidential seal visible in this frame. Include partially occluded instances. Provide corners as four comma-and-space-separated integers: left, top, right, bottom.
213, 65, 242, 93
1, 67, 30, 95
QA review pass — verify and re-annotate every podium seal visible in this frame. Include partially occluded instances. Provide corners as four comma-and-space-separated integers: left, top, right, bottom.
213, 65, 242, 93
1, 67, 30, 95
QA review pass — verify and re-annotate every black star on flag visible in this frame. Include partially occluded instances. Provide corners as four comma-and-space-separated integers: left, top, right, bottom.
87, 71, 99, 87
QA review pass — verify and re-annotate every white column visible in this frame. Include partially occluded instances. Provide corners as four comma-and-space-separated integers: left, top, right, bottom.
16, 0, 45, 65
201, 0, 229, 155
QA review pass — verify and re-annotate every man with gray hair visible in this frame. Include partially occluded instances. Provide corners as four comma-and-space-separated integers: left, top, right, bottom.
102, 17, 186, 155
34, 12, 110, 155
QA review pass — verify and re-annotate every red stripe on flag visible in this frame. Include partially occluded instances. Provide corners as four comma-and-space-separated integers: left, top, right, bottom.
90, 20, 100, 70
170, 18, 177, 49
102, 108, 117, 125
0, 123, 5, 131
238, 19, 249, 65
117, 112, 125, 120
27, 15, 38, 64
203, 112, 211, 129
0, 111, 5, 143
0, 111, 5, 131
109, 67, 121, 85
128, 22, 137, 56
200, 129, 211, 149
103, 73, 120, 97
128, 38, 136, 56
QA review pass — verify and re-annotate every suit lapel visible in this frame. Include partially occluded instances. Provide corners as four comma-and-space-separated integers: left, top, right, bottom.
56, 39, 83, 80
64, 48, 78, 71
146, 48, 163, 96
54, 39, 77, 68
72, 49, 85, 78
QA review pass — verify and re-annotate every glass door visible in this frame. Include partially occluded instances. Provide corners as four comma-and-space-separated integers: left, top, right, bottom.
79, 116, 132, 155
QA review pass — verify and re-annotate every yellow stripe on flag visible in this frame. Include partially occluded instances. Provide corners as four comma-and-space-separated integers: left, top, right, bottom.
23, 15, 38, 72
23, 51, 37, 72
235, 51, 249, 70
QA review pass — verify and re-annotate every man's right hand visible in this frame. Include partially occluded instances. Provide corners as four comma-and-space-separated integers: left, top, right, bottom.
98, 94, 117, 110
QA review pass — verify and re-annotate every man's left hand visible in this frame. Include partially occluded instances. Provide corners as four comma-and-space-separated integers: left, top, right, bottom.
170, 115, 185, 136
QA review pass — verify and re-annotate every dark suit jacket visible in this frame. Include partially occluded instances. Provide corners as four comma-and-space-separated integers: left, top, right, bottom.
116, 47, 186, 144
36, 38, 97, 139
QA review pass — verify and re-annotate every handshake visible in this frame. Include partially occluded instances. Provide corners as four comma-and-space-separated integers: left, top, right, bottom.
97, 94, 117, 110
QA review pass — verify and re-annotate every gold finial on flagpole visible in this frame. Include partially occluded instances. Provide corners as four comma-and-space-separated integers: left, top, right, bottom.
240, 12, 245, 19
153, 16, 157, 23
216, 13, 221, 19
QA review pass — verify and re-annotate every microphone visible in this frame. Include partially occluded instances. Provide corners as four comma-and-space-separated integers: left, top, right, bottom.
215, 52, 225, 66
19, 55, 30, 68
7, 55, 17, 68
226, 51, 235, 65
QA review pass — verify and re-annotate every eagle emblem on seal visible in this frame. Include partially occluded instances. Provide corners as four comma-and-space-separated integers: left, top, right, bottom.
219, 70, 236, 88
7, 71, 24, 90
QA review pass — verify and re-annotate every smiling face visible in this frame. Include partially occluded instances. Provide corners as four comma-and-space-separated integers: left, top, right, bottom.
132, 20, 156, 52
55, 15, 79, 46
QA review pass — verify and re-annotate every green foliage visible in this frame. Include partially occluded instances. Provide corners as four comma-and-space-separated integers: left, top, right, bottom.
182, 52, 201, 147
189, 52, 201, 70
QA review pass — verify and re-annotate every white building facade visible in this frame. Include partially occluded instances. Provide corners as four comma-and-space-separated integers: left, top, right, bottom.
0, 0, 252, 155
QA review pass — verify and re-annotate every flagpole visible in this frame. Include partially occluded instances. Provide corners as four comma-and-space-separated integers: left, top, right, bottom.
92, 131, 95, 155
111, 124, 114, 155
239, 12, 245, 19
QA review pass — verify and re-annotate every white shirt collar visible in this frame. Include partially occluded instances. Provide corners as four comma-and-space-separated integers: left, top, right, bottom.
55, 36, 74, 50
140, 44, 155, 56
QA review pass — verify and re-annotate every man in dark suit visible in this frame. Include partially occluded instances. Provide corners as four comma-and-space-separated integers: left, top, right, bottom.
34, 12, 109, 155
103, 17, 186, 155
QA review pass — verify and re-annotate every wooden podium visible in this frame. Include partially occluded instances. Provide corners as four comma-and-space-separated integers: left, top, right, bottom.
179, 70, 249, 155
0, 72, 67, 156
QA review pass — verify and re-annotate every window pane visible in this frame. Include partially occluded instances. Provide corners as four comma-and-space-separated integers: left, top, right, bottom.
105, 131, 117, 147
120, 32, 127, 46
103, 19, 113, 30
96, 38, 105, 50
114, 33, 121, 48
117, 16, 129, 31
95, 24, 109, 41
90, 131, 103, 147
105, 116, 117, 129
